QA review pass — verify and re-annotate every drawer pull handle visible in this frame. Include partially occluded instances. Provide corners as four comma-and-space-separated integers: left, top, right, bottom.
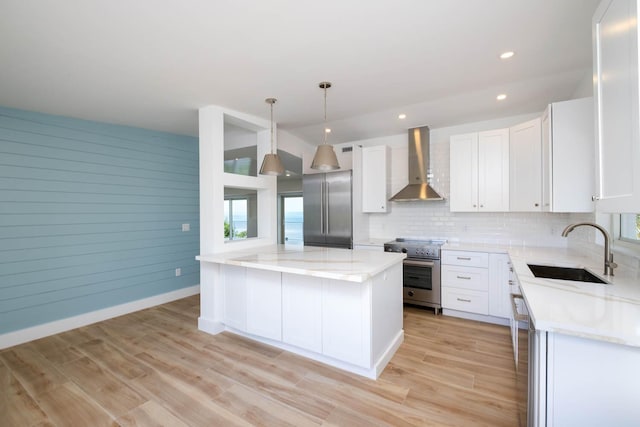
457, 257, 471, 261
456, 298, 472, 302
456, 276, 471, 280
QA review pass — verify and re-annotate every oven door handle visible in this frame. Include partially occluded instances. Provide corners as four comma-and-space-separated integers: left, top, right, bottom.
403, 259, 436, 268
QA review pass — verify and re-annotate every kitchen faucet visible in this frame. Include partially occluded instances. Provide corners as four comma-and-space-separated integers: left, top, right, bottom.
561, 222, 617, 276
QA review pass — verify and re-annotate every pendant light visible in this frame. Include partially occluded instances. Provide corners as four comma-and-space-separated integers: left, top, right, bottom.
310, 81, 340, 171
259, 97, 285, 176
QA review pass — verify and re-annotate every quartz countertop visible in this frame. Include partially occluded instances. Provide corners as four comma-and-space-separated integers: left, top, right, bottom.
444, 243, 640, 347
197, 244, 406, 283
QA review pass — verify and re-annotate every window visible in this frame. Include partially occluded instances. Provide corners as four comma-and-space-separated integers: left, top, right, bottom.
224, 188, 258, 241
281, 195, 303, 245
619, 213, 640, 243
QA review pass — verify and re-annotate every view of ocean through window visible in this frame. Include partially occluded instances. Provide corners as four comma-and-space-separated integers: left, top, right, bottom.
284, 196, 303, 245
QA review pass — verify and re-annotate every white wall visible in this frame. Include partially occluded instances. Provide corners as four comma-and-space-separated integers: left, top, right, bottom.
346, 113, 580, 247
572, 69, 594, 99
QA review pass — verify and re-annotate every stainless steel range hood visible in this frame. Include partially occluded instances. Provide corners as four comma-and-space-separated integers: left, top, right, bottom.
389, 126, 444, 201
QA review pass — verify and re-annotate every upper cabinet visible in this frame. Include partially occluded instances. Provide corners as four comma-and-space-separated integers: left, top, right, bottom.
593, 0, 640, 212
450, 129, 509, 212
541, 97, 595, 212
509, 118, 542, 211
361, 145, 390, 213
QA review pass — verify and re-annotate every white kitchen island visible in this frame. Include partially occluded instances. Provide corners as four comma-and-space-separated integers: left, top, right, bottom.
196, 245, 406, 379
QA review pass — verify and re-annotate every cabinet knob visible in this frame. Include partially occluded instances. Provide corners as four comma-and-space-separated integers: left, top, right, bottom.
534, 203, 539, 207
591, 195, 600, 201
473, 204, 477, 208
480, 204, 484, 208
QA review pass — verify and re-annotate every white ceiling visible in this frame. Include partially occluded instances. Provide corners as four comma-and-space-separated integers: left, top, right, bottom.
0, 0, 600, 144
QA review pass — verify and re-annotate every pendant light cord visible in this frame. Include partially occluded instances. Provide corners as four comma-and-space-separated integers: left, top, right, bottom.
270, 101, 275, 154
323, 85, 328, 145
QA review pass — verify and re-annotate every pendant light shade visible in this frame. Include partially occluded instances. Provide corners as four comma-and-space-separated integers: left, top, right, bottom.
311, 81, 340, 171
310, 144, 340, 171
259, 98, 285, 176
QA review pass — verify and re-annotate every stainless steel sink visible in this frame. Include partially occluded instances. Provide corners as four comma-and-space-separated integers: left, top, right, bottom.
527, 264, 608, 284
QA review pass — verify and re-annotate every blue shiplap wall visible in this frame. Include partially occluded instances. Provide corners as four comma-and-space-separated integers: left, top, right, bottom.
0, 107, 199, 334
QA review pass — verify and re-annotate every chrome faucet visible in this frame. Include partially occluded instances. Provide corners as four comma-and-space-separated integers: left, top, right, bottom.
561, 222, 617, 276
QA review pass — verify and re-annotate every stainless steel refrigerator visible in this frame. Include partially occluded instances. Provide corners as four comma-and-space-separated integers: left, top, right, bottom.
303, 170, 353, 249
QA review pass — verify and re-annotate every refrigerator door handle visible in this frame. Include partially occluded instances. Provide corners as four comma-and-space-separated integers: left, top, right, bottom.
320, 181, 325, 235
325, 181, 330, 234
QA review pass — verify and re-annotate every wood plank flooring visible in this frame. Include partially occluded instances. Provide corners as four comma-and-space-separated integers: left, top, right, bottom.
1, 296, 519, 426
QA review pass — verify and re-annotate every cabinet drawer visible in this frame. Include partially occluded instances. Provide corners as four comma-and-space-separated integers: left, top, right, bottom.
442, 265, 488, 291
442, 250, 489, 268
442, 288, 489, 315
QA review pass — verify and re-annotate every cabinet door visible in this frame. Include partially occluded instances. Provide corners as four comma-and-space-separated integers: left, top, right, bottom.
509, 118, 542, 212
551, 98, 595, 213
362, 146, 389, 213
478, 128, 510, 211
594, 0, 640, 212
488, 253, 511, 319
223, 265, 247, 331
246, 269, 282, 341
322, 279, 369, 367
282, 274, 322, 353
450, 133, 479, 212
541, 106, 552, 211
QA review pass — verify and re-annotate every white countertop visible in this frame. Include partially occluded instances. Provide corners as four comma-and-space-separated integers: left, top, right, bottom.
197, 244, 406, 283
444, 243, 640, 347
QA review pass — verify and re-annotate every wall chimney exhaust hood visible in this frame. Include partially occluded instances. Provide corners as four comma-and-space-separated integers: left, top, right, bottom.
389, 126, 444, 202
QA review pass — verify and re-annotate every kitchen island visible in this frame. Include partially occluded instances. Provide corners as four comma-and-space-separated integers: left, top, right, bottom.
196, 245, 406, 379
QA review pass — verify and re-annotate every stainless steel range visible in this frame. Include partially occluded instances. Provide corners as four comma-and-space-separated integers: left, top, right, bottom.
384, 238, 446, 313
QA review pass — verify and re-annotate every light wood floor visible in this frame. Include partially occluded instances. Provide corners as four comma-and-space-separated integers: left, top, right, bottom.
1, 296, 519, 426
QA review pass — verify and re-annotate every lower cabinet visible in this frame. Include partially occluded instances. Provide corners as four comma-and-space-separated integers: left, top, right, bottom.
442, 250, 490, 315
530, 330, 640, 426
282, 273, 322, 353
223, 265, 247, 331
246, 269, 282, 341
488, 253, 511, 318
322, 279, 368, 366
442, 250, 511, 321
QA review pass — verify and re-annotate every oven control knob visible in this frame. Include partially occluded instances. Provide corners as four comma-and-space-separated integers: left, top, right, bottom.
408, 291, 415, 297
401, 248, 408, 253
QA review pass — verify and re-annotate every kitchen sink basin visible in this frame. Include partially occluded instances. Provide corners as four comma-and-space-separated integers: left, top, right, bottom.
527, 264, 608, 284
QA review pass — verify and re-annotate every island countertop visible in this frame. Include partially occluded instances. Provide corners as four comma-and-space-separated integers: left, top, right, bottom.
197, 244, 406, 283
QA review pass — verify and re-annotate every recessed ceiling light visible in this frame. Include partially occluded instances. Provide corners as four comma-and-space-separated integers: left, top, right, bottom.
496, 94, 507, 101
325, 128, 331, 133
500, 51, 515, 59
398, 114, 407, 120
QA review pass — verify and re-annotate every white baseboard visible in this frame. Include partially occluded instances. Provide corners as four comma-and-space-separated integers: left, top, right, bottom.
374, 330, 404, 378
0, 285, 200, 350
442, 308, 510, 327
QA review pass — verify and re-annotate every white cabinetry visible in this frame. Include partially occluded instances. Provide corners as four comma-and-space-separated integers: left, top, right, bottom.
322, 280, 368, 366
442, 250, 489, 315
488, 254, 511, 318
509, 118, 542, 211
442, 250, 511, 323
246, 269, 282, 341
593, 0, 640, 212
541, 97, 595, 212
223, 265, 247, 331
528, 329, 640, 426
450, 129, 509, 212
361, 145, 390, 213
282, 274, 322, 352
